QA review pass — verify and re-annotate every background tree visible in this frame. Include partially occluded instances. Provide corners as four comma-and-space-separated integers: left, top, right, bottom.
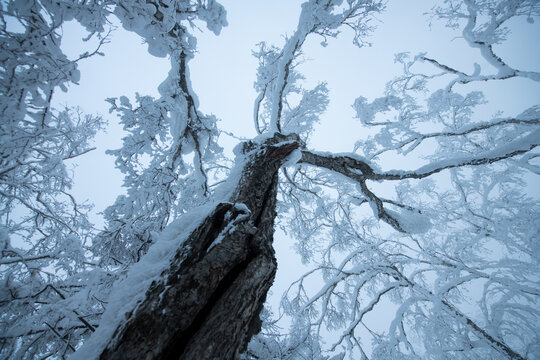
0, 1, 113, 358
1, 0, 539, 359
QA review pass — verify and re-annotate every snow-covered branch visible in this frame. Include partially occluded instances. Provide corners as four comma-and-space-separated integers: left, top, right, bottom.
253, 0, 383, 135
95, 1, 227, 266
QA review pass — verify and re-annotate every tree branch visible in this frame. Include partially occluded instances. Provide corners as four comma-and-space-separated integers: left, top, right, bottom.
0, 253, 54, 265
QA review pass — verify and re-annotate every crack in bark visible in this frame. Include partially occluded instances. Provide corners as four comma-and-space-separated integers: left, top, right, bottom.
98, 134, 301, 360
169, 173, 280, 359
161, 255, 255, 359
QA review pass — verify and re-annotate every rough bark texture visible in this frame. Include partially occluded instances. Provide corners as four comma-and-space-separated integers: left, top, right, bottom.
99, 133, 301, 360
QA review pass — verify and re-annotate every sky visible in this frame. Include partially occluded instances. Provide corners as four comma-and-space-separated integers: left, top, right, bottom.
55, 1, 540, 216
52, 0, 540, 342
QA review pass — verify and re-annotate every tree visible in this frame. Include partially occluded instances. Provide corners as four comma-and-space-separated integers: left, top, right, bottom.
2, 0, 539, 359
0, 1, 113, 358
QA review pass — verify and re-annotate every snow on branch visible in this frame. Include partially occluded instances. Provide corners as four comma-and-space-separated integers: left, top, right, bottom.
266, 1, 539, 358
380, 127, 540, 180
253, 0, 384, 134
0, 3, 113, 355
299, 150, 412, 232
97, 1, 227, 267
114, 0, 227, 57
428, 0, 540, 88
300, 122, 538, 232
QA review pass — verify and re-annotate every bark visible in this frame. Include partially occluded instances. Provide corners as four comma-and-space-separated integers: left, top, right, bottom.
99, 133, 302, 360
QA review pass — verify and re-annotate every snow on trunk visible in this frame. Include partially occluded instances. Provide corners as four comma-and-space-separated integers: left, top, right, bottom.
93, 133, 301, 360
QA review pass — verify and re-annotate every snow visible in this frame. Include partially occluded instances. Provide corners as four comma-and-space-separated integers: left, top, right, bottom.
368, 198, 380, 220
353, 95, 402, 124
206, 203, 251, 253
348, 166, 363, 175
71, 203, 216, 359
251, 131, 280, 144
214, 147, 250, 200
197, 0, 228, 35
386, 209, 431, 234
386, 128, 540, 178
73, 145, 254, 359
72, 152, 251, 358
283, 148, 303, 167
234, 202, 251, 214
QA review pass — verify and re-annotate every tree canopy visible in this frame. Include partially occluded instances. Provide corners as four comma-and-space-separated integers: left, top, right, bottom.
1, 0, 539, 359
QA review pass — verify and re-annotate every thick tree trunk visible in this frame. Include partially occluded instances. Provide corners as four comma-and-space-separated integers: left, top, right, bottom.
99, 133, 301, 360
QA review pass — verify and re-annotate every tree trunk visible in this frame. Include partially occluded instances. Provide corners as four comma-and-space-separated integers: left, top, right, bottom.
99, 133, 301, 360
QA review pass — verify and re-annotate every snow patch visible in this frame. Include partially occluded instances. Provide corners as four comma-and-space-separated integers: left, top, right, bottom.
206, 203, 251, 253
283, 148, 302, 167
387, 209, 431, 234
